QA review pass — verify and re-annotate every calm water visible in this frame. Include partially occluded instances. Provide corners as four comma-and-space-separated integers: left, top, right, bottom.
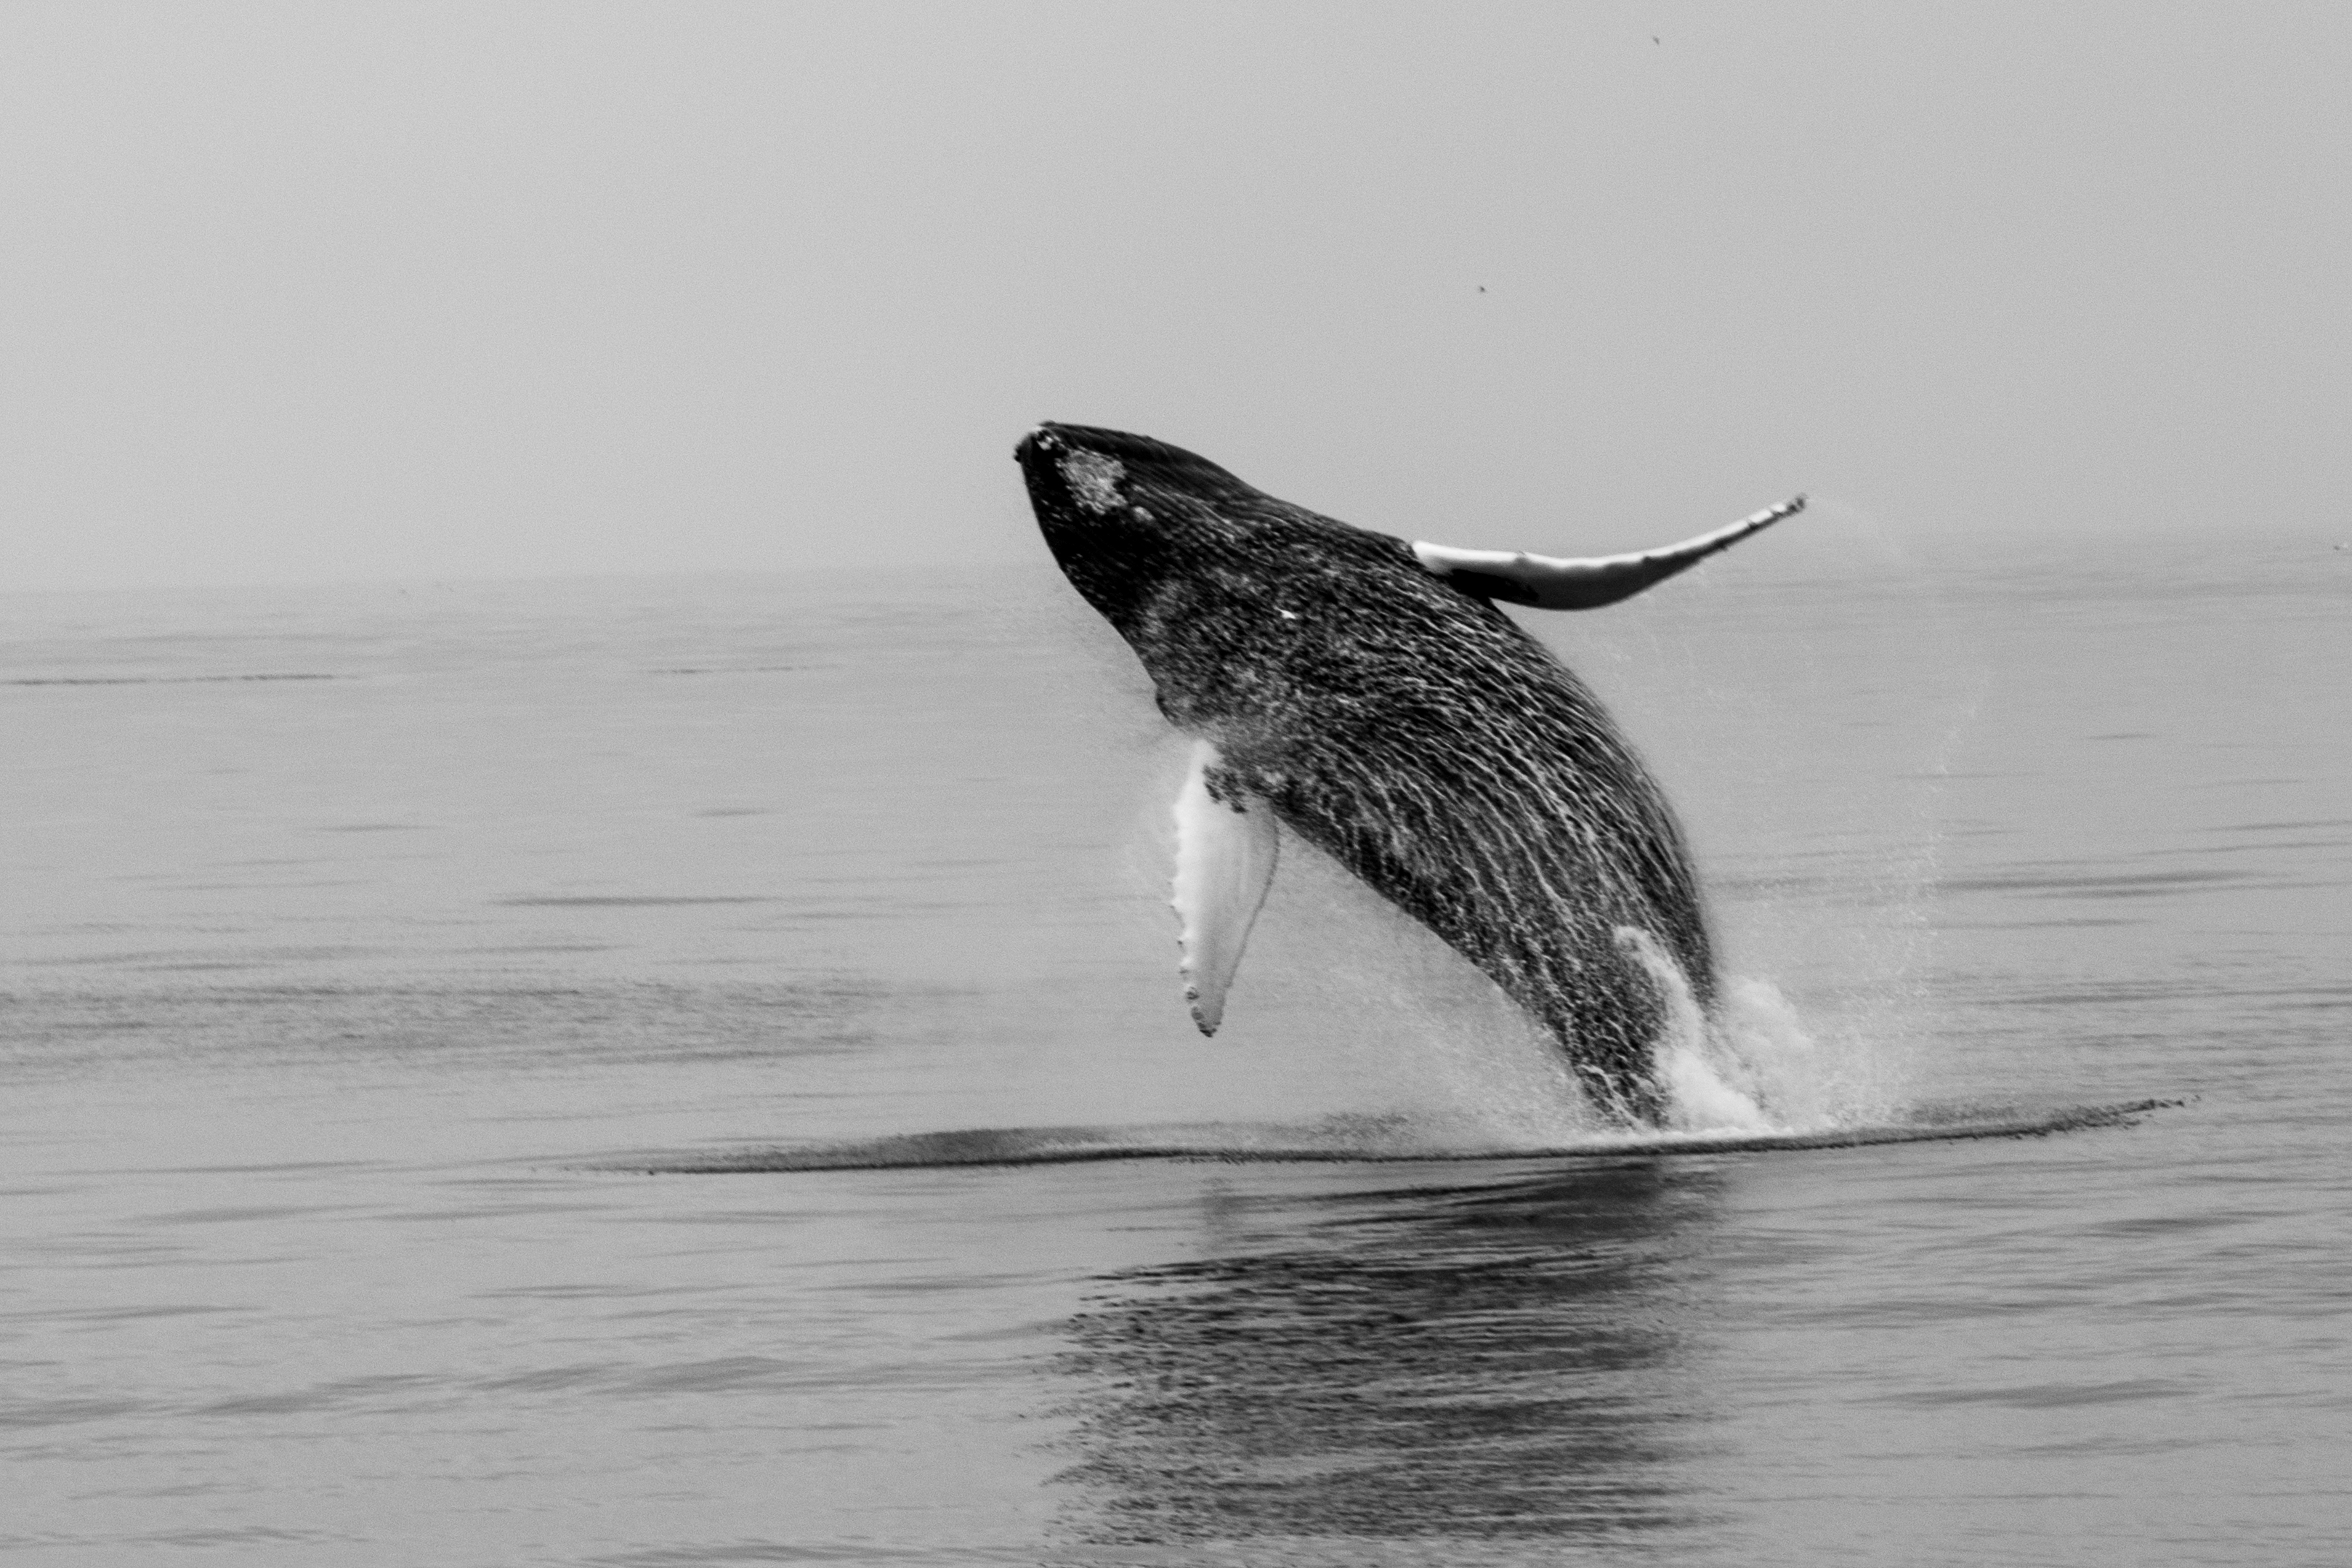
4, 525, 2346, 1565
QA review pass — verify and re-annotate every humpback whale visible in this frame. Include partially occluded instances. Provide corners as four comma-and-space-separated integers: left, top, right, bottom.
1016, 424, 1801, 1124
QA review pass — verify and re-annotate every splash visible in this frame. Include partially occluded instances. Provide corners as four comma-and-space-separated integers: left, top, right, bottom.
1615, 927, 1904, 1136
1615, 926, 1766, 1132
1163, 833, 1913, 1151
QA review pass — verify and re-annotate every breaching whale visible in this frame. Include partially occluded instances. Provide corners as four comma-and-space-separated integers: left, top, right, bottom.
1016, 424, 1801, 1124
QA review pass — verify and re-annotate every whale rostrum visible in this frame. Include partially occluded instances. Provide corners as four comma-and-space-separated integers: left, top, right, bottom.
1016, 422, 1798, 1125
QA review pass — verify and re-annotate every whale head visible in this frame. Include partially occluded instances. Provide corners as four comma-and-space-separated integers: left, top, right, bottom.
1014, 422, 1433, 733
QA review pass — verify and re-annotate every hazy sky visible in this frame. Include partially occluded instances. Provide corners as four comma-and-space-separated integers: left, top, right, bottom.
4, 1, 2346, 590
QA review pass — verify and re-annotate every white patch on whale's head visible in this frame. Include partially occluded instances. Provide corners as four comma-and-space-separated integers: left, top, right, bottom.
1059, 449, 1126, 514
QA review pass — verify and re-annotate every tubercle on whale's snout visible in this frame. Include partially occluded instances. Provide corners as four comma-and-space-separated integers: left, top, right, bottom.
1012, 424, 1071, 501
1014, 423, 1064, 464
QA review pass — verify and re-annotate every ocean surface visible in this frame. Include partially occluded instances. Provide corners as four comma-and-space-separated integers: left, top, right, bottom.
4, 522, 2346, 1565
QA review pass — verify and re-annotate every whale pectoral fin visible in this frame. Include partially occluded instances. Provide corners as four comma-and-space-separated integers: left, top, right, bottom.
1171, 741, 1280, 1037
1412, 494, 1806, 610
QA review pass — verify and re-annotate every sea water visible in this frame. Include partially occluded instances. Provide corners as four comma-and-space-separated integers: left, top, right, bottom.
3, 527, 2346, 1564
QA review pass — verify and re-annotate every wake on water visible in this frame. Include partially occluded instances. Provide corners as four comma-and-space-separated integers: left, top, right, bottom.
607, 1102, 2181, 1174
602, 930, 2179, 1175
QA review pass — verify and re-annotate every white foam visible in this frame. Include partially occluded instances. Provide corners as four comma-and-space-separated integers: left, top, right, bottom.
1612, 926, 1768, 1132
1612, 926, 1915, 1136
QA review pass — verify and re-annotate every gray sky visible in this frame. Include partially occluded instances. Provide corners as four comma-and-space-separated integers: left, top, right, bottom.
4, 1, 2346, 590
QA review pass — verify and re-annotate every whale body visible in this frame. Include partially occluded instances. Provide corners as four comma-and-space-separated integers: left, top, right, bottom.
1016, 423, 1800, 1124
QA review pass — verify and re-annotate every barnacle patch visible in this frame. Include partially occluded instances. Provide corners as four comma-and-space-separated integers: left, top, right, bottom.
1060, 450, 1126, 514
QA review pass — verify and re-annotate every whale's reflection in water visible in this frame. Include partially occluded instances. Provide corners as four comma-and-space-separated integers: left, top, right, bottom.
1050, 1158, 1727, 1549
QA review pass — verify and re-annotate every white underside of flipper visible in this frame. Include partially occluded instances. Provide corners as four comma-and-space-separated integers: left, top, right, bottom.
1410, 494, 1806, 610
1171, 740, 1280, 1036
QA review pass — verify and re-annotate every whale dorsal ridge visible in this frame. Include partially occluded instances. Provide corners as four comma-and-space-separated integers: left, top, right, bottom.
1169, 741, 1280, 1037
1412, 494, 1806, 610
